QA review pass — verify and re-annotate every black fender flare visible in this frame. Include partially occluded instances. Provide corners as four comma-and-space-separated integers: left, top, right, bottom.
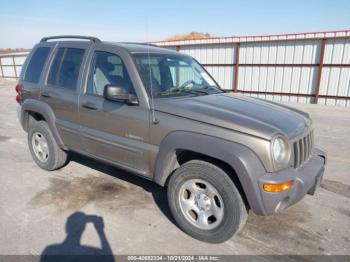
154, 131, 268, 215
21, 99, 66, 149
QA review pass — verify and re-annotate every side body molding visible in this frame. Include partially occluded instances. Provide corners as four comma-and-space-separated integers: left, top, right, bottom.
153, 131, 268, 215
20, 99, 67, 149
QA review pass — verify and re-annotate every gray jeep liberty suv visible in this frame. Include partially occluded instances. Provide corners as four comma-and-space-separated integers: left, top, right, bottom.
16, 36, 326, 243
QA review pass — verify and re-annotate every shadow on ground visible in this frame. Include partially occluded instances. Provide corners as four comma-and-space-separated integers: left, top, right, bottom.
32, 153, 176, 258
68, 152, 175, 225
41, 212, 115, 261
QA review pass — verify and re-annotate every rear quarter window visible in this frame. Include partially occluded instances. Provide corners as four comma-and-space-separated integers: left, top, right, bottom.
23, 47, 51, 83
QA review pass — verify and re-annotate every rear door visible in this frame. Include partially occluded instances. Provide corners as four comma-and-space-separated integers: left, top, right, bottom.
78, 46, 151, 177
40, 42, 90, 150
20, 43, 54, 101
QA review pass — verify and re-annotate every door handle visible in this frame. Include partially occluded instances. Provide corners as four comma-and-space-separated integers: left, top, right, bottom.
82, 103, 98, 110
41, 92, 51, 98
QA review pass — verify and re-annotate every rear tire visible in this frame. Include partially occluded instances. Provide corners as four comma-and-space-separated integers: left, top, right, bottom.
28, 121, 67, 171
167, 160, 248, 243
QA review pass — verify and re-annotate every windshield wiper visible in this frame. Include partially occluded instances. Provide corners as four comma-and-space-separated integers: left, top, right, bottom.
159, 86, 218, 97
170, 88, 210, 96
189, 86, 223, 95
159, 88, 194, 97
188, 89, 210, 95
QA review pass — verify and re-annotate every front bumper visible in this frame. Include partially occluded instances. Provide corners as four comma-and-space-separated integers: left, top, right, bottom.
257, 148, 326, 215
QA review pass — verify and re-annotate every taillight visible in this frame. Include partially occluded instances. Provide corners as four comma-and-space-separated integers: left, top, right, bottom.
15, 84, 21, 93
15, 83, 22, 104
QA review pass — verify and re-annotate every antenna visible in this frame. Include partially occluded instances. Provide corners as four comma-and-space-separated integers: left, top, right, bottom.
146, 19, 158, 124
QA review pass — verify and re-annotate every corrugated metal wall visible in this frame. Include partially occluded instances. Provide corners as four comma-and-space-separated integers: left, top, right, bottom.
154, 30, 350, 107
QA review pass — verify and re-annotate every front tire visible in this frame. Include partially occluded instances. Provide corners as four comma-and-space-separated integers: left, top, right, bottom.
167, 160, 248, 243
28, 121, 67, 171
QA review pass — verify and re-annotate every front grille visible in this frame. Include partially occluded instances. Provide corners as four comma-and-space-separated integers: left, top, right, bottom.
293, 131, 314, 168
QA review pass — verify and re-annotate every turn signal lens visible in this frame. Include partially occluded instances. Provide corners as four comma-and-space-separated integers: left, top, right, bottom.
263, 180, 293, 192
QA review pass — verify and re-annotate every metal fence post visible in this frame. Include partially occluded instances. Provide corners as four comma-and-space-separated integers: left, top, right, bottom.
233, 43, 240, 92
315, 39, 326, 104
12, 55, 18, 79
0, 57, 4, 78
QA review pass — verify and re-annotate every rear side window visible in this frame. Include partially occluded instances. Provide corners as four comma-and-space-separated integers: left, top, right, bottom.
24, 47, 51, 83
47, 48, 65, 86
47, 48, 85, 90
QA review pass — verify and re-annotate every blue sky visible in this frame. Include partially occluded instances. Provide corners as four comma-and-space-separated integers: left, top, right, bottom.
1, 0, 349, 48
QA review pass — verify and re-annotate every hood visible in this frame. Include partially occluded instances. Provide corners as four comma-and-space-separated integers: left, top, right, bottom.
154, 93, 312, 140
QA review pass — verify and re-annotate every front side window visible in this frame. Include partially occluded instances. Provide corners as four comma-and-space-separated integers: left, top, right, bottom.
87, 51, 134, 96
47, 48, 85, 90
134, 54, 222, 98
24, 47, 51, 83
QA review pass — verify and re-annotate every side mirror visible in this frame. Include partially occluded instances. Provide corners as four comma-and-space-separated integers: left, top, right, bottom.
103, 85, 138, 105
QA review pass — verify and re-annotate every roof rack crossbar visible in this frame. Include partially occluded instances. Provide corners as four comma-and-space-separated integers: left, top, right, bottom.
40, 35, 101, 43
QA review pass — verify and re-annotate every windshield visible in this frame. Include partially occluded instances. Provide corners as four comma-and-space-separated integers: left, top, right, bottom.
133, 53, 223, 98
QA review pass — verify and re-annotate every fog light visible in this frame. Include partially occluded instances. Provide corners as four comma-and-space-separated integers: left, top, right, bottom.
263, 180, 293, 192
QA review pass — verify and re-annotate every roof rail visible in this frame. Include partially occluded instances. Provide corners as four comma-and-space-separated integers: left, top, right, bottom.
40, 35, 101, 43
120, 42, 159, 47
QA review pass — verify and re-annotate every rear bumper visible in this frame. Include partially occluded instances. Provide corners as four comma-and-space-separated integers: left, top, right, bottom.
17, 105, 22, 122
17, 105, 24, 130
257, 148, 326, 215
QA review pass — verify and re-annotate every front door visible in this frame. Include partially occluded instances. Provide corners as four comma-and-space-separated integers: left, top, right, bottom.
79, 49, 151, 177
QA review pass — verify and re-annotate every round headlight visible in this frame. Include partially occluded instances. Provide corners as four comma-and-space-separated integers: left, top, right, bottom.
272, 136, 288, 163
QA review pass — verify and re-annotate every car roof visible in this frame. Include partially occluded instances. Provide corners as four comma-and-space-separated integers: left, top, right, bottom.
37, 42, 182, 56
104, 42, 183, 56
